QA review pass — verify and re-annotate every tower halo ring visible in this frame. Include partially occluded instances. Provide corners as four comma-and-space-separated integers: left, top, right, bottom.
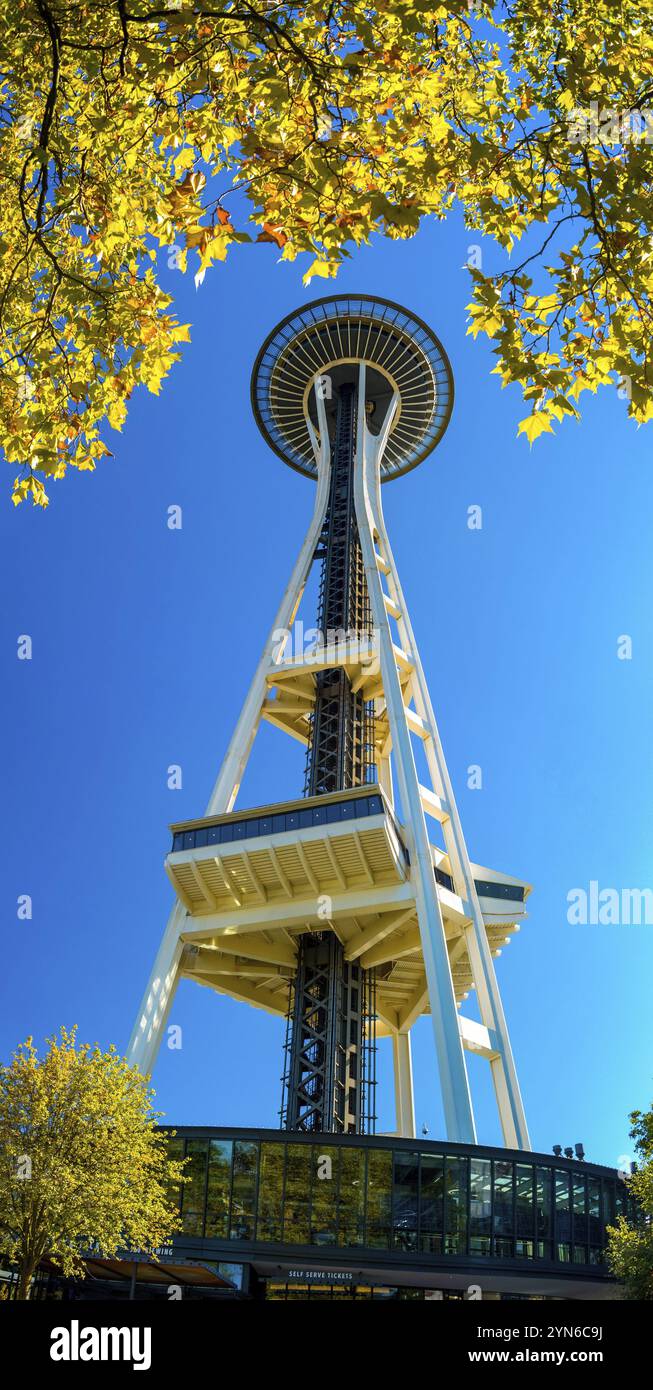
250, 293, 454, 482
300, 356, 405, 440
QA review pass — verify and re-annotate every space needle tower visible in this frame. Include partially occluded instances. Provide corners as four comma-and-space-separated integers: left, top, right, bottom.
128, 295, 531, 1151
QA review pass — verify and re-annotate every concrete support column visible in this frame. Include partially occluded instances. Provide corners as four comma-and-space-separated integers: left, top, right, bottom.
393, 1030, 416, 1138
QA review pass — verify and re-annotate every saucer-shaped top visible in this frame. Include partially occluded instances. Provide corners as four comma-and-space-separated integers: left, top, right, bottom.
251, 295, 454, 482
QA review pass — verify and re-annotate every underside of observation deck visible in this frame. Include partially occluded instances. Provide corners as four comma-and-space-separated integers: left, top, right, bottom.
166, 785, 530, 1040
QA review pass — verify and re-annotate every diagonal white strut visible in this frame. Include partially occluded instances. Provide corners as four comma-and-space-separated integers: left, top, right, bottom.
127, 388, 334, 1075
353, 365, 476, 1144
205, 387, 333, 818
352, 360, 530, 1150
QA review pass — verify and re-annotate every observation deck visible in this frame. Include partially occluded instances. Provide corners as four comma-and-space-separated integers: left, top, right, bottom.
250, 294, 454, 481
166, 785, 530, 1037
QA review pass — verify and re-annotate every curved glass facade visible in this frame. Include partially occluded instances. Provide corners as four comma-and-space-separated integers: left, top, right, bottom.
163, 1128, 628, 1273
171, 792, 388, 853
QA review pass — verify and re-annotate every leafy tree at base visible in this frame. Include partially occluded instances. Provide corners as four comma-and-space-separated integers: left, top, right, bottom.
0, 1027, 185, 1299
607, 1103, 653, 1301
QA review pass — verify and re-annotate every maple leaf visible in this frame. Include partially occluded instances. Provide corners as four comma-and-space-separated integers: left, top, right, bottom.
256, 222, 288, 248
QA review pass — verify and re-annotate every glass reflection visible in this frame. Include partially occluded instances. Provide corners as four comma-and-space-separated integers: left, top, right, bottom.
494, 1162, 514, 1241
339, 1147, 366, 1247
515, 1164, 534, 1258
165, 1135, 184, 1217
257, 1143, 285, 1242
206, 1139, 232, 1239
555, 1169, 571, 1262
367, 1148, 392, 1248
160, 1130, 620, 1271
470, 1157, 491, 1254
230, 1140, 258, 1241
393, 1151, 419, 1251
311, 1147, 339, 1246
283, 1145, 311, 1244
445, 1157, 467, 1254
536, 1165, 552, 1259
420, 1153, 444, 1254
588, 1179, 601, 1248
182, 1140, 208, 1236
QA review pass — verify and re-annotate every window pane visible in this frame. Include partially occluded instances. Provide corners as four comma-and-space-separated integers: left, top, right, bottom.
257, 1143, 285, 1242
392, 1151, 419, 1251
494, 1161, 514, 1238
573, 1176, 586, 1212
419, 1153, 444, 1242
536, 1167, 552, 1251
515, 1164, 534, 1244
338, 1147, 366, 1246
182, 1140, 208, 1236
206, 1139, 232, 1239
165, 1136, 184, 1215
310, 1147, 339, 1246
366, 1148, 392, 1248
588, 1179, 601, 1247
573, 1175, 587, 1245
230, 1140, 258, 1241
283, 1145, 311, 1245
555, 1170, 571, 1247
470, 1158, 491, 1253
515, 1240, 534, 1259
445, 1157, 468, 1254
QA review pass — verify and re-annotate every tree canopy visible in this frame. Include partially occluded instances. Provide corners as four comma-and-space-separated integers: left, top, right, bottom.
0, 1027, 185, 1298
1, 1, 652, 505
607, 1103, 653, 1301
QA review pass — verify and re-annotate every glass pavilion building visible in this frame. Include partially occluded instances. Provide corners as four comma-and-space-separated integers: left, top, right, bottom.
141, 1126, 626, 1300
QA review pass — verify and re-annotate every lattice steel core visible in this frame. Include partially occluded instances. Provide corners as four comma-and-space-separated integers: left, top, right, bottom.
278, 372, 377, 1134
281, 935, 376, 1134
305, 381, 375, 798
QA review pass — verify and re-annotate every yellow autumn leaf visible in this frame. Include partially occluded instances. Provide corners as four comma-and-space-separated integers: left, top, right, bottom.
517, 412, 555, 445
302, 259, 338, 285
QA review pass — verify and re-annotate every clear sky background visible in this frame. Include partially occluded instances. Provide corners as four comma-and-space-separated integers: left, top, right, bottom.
2, 208, 652, 1170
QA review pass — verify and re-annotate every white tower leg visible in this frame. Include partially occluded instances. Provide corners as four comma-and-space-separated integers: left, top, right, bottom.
354, 364, 476, 1145
393, 1031, 416, 1138
353, 361, 529, 1150
127, 405, 332, 1075
127, 901, 186, 1074
206, 408, 332, 817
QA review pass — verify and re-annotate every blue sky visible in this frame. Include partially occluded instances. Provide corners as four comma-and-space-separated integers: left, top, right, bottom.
2, 209, 652, 1170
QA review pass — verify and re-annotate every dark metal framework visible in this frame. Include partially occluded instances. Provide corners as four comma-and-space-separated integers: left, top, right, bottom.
284, 377, 378, 1135
281, 934, 377, 1135
305, 381, 375, 798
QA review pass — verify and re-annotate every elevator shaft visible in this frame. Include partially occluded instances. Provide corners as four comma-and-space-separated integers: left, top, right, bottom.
282, 379, 376, 1135
306, 382, 373, 796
